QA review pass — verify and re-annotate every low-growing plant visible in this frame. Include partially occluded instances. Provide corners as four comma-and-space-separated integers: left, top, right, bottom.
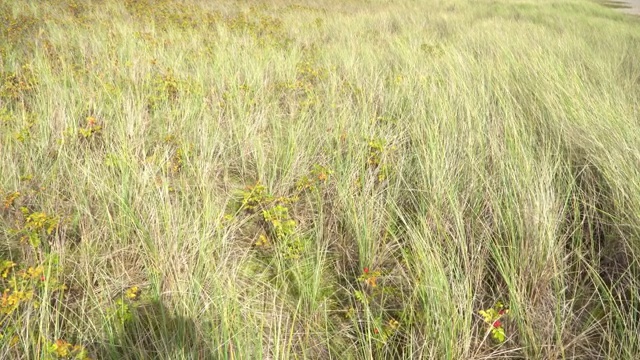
48, 339, 91, 360
238, 182, 273, 212
0, 255, 67, 338
479, 301, 510, 343
13, 118, 34, 143
148, 68, 181, 111
0, 64, 38, 103
13, 207, 60, 249
108, 286, 143, 327
77, 116, 102, 139
358, 266, 381, 289
2, 191, 20, 210
262, 203, 304, 259
366, 138, 395, 182
295, 164, 333, 192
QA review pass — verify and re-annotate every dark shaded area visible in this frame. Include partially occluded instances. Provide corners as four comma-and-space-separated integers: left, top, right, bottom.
91, 299, 213, 360
601, 0, 640, 14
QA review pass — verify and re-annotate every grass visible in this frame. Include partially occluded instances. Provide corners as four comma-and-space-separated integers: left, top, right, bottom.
1, 0, 640, 358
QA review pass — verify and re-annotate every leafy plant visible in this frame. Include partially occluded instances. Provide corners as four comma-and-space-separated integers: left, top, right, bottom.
238, 182, 273, 212
108, 286, 143, 327
296, 164, 333, 192
2, 191, 20, 210
262, 204, 303, 259
479, 301, 509, 343
13, 207, 60, 249
48, 339, 91, 360
0, 255, 67, 335
77, 116, 102, 139
366, 138, 394, 182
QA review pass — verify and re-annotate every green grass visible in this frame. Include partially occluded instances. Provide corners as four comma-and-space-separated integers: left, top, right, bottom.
1, 0, 640, 358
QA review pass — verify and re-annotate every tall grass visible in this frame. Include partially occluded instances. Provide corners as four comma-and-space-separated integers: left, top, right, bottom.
1, 0, 640, 358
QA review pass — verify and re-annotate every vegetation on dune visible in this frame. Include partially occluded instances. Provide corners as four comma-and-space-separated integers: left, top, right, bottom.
1, 0, 640, 358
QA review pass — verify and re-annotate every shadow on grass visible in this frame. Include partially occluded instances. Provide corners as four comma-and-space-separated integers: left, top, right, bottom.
91, 299, 213, 360
600, 1, 632, 10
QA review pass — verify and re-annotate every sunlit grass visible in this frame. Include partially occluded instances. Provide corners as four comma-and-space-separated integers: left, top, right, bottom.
1, 0, 640, 358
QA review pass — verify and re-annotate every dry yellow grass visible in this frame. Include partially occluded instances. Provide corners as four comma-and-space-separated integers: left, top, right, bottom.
1, 0, 640, 358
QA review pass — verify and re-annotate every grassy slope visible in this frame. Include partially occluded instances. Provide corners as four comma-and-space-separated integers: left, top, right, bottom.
1, 0, 640, 358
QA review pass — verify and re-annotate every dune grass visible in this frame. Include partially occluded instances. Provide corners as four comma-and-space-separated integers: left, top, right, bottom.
1, 0, 640, 358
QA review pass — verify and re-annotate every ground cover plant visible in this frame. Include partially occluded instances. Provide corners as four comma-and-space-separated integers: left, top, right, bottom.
1, 0, 640, 358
